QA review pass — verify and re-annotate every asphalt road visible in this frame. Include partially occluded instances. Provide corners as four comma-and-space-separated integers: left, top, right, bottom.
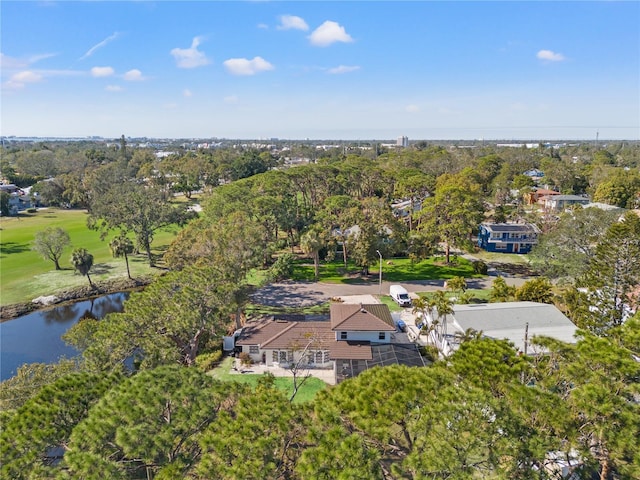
251, 275, 527, 308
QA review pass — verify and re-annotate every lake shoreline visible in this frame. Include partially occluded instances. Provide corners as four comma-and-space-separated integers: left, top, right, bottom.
0, 275, 155, 322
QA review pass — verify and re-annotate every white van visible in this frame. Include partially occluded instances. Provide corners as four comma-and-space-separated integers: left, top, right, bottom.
389, 284, 412, 307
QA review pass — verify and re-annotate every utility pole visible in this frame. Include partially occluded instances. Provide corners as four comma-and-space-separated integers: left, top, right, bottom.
376, 250, 383, 294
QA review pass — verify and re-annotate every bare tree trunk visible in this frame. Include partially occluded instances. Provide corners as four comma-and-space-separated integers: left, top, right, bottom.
124, 252, 131, 280
342, 242, 348, 268
313, 252, 319, 281
235, 306, 242, 330
600, 459, 609, 480
185, 329, 204, 366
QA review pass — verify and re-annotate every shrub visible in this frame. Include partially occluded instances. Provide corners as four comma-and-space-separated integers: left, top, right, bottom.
200, 335, 223, 354
238, 352, 252, 367
195, 350, 223, 371
419, 345, 440, 362
274, 238, 289, 250
472, 260, 488, 275
268, 253, 295, 282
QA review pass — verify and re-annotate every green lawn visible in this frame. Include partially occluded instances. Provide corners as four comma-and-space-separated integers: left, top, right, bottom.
244, 301, 331, 317
0, 208, 180, 306
469, 250, 532, 265
293, 256, 483, 284
209, 357, 328, 403
417, 288, 492, 303
377, 294, 404, 312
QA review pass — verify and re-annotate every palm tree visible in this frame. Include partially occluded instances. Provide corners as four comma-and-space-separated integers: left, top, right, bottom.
446, 276, 467, 296
453, 327, 483, 344
300, 227, 325, 281
490, 276, 516, 302
110, 234, 135, 280
432, 290, 454, 337
70, 248, 94, 288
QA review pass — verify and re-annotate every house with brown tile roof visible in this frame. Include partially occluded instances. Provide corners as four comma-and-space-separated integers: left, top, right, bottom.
235, 304, 424, 383
330, 303, 396, 342
524, 188, 560, 205
235, 316, 334, 368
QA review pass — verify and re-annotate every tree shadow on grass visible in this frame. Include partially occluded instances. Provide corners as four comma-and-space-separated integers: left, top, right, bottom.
0, 241, 30, 256
90, 263, 116, 275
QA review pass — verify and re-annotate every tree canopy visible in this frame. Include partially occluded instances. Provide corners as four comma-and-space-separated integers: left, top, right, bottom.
32, 226, 71, 270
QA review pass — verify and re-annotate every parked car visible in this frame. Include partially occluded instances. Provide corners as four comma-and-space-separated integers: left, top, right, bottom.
390, 284, 412, 307
396, 319, 407, 332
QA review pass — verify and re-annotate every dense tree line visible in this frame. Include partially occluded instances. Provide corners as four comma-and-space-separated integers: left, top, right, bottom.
1, 320, 638, 479
2, 139, 639, 478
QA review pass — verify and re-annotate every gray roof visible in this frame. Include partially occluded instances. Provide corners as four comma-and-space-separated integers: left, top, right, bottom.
547, 195, 590, 201
480, 223, 538, 233
449, 302, 577, 353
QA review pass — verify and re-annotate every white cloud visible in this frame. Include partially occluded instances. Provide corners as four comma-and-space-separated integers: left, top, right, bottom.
0, 53, 26, 69
91, 66, 115, 77
223, 56, 274, 76
170, 37, 210, 69
106, 85, 123, 92
327, 65, 360, 74
11, 71, 43, 83
308, 21, 353, 47
3, 70, 44, 89
183, 89, 192, 97
37, 69, 84, 78
224, 95, 239, 104
28, 53, 58, 63
405, 104, 420, 113
80, 32, 121, 60
1, 52, 57, 69
536, 49, 565, 62
277, 15, 309, 31
123, 69, 144, 81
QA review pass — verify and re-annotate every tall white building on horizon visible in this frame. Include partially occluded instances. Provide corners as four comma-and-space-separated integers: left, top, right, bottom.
397, 136, 409, 147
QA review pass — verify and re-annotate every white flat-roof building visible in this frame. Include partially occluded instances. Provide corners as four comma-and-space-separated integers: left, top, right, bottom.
419, 301, 578, 356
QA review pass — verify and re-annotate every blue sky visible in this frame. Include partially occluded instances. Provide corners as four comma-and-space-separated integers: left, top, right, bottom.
1, 1, 638, 140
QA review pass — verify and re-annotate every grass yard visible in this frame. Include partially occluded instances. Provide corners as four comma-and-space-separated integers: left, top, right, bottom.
469, 249, 532, 265
377, 294, 404, 312
293, 256, 483, 284
417, 288, 492, 303
244, 301, 331, 317
0, 208, 180, 306
209, 357, 328, 403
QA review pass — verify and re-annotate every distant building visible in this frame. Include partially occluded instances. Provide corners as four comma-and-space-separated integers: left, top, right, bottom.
524, 188, 560, 206
477, 222, 540, 254
523, 168, 545, 181
0, 184, 31, 215
542, 195, 590, 212
397, 136, 409, 147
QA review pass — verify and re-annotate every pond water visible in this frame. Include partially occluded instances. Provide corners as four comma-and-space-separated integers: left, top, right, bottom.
0, 293, 128, 381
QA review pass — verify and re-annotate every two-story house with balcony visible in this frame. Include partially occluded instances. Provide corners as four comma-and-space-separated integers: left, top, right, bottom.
477, 222, 540, 254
